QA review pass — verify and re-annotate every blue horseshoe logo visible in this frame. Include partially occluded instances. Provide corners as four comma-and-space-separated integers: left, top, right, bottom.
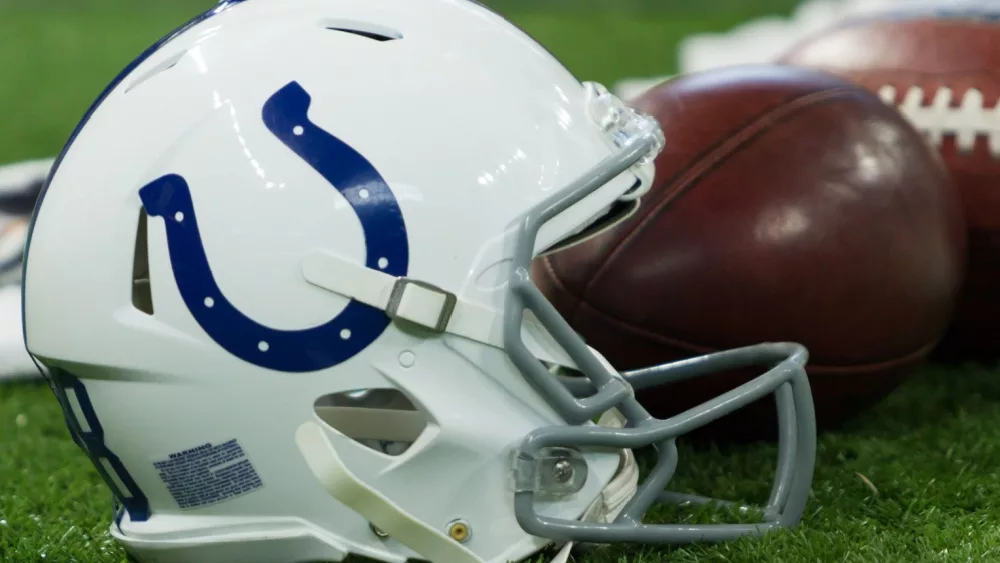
138, 81, 409, 373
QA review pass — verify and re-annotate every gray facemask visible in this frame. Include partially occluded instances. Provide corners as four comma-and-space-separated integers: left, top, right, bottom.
503, 117, 817, 545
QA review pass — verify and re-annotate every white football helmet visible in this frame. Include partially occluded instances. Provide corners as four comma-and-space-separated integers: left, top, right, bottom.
23, 1, 817, 562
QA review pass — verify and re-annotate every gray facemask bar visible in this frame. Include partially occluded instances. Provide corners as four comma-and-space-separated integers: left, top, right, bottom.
504, 137, 817, 544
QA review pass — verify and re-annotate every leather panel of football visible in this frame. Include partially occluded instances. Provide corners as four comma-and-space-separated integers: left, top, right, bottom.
780, 14, 1000, 361
534, 65, 966, 440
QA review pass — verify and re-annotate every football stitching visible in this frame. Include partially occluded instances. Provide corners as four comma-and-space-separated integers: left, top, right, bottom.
878, 84, 1000, 156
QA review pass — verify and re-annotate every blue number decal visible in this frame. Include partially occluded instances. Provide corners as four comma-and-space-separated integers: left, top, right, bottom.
140, 81, 409, 373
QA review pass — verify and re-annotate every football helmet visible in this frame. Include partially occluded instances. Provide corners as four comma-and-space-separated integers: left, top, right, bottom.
23, 1, 817, 562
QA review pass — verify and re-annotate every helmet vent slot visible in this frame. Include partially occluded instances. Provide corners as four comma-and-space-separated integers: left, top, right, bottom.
314, 388, 428, 457
132, 208, 154, 315
124, 50, 186, 94
322, 19, 403, 42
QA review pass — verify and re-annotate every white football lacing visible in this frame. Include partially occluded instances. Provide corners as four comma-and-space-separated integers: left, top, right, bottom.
877, 84, 1000, 157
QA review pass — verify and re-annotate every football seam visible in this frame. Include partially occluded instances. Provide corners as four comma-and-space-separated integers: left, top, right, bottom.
545, 85, 946, 369
538, 234, 942, 369
581, 86, 868, 298
567, 297, 940, 373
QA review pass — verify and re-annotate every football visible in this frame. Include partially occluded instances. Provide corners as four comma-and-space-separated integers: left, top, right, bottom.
534, 64, 967, 439
779, 8, 1000, 361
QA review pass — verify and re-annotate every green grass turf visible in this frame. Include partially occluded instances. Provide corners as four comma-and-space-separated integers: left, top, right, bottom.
2, 1, 1000, 562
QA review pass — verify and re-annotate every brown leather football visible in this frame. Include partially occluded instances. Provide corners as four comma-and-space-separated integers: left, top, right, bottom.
534, 64, 967, 440
778, 9, 1000, 361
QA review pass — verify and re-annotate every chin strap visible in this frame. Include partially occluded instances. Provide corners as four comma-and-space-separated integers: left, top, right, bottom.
296, 422, 486, 563
295, 408, 639, 563
301, 250, 578, 367
299, 251, 637, 562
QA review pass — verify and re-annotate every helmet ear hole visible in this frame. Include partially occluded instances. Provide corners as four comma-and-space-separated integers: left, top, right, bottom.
132, 208, 154, 315
313, 389, 429, 457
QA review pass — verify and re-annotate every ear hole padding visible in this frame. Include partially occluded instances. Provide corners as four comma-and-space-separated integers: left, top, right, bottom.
314, 388, 428, 456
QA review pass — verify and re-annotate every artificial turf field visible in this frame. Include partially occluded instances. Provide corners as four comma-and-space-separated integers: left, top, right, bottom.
2, 0, 1000, 561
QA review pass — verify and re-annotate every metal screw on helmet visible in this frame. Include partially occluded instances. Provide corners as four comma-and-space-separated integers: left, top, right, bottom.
511, 446, 589, 496
552, 458, 575, 484
447, 519, 471, 543
369, 523, 389, 540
